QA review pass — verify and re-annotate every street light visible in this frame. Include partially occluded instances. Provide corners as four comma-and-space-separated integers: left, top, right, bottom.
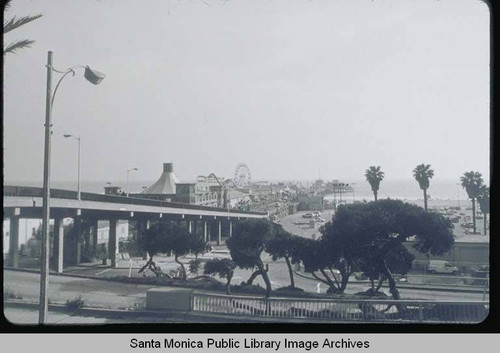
351, 183, 356, 204
126, 168, 139, 196
39, 51, 104, 324
456, 183, 461, 209
63, 134, 81, 200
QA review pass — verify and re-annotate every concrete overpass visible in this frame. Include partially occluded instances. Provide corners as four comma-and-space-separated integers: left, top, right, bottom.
3, 185, 267, 272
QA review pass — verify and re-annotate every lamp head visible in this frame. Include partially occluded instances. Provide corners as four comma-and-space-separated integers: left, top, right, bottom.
63, 134, 72, 138
84, 66, 105, 85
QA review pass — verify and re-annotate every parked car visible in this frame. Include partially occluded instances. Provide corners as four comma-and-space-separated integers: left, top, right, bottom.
470, 265, 489, 285
302, 213, 313, 218
353, 272, 368, 280
462, 265, 489, 286
427, 260, 460, 275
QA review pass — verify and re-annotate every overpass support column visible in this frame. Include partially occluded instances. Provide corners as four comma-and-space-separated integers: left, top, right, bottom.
204, 221, 208, 243
91, 219, 99, 251
8, 216, 20, 268
229, 221, 233, 238
109, 219, 119, 268
74, 218, 82, 265
188, 220, 193, 233
52, 218, 64, 273
218, 221, 222, 245
193, 220, 198, 236
136, 219, 148, 259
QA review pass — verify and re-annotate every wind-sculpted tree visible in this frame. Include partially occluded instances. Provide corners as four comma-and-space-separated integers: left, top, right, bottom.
413, 164, 434, 211
226, 219, 274, 297
329, 200, 454, 305
357, 244, 414, 294
138, 222, 206, 280
166, 227, 207, 280
204, 258, 236, 294
297, 236, 351, 294
138, 222, 170, 278
460, 171, 484, 234
477, 185, 490, 235
365, 166, 385, 201
265, 225, 302, 289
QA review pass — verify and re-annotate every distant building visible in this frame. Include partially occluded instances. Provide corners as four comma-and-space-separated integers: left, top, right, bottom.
289, 202, 299, 214
143, 162, 179, 195
228, 189, 252, 209
130, 163, 226, 208
3, 219, 42, 254
97, 220, 129, 244
104, 186, 124, 195
297, 195, 324, 211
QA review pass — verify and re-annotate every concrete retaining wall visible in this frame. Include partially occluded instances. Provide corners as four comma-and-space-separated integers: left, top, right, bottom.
404, 241, 489, 268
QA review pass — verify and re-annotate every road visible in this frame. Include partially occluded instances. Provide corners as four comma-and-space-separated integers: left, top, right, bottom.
4, 259, 488, 315
4, 307, 113, 325
4, 270, 149, 309
62, 251, 488, 301
279, 210, 336, 240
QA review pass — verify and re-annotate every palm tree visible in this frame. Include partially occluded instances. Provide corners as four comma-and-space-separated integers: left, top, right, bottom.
3, 1, 43, 55
365, 166, 385, 201
460, 171, 484, 234
477, 185, 489, 236
413, 164, 435, 211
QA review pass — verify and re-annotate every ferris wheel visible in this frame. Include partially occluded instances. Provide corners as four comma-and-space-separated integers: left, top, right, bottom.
234, 163, 252, 187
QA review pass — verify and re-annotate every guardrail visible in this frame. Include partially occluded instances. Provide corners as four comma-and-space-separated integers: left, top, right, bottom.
191, 292, 489, 323
3, 185, 267, 216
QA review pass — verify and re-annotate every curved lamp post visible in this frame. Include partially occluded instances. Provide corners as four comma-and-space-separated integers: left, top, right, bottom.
126, 168, 139, 196
40, 51, 104, 324
63, 134, 81, 200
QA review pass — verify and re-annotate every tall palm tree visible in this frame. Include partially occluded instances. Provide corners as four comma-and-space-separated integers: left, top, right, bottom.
477, 185, 489, 236
412, 164, 435, 211
460, 171, 484, 234
365, 166, 385, 201
3, 1, 42, 55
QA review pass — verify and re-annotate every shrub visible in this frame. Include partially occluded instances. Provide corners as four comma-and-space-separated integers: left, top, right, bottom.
189, 259, 202, 276
4, 287, 23, 300
275, 285, 305, 293
65, 295, 85, 312
204, 258, 236, 294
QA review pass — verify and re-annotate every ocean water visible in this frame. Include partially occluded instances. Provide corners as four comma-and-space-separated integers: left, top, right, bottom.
322, 178, 473, 206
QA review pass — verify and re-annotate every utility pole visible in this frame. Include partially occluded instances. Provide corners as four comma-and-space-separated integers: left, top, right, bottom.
39, 51, 53, 324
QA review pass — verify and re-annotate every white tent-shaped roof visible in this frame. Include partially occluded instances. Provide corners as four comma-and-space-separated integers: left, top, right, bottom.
142, 163, 179, 194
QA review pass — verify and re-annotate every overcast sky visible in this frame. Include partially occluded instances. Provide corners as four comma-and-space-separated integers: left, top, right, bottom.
3, 0, 490, 185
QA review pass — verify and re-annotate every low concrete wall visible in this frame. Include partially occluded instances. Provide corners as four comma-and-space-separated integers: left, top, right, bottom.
404, 241, 489, 268
146, 287, 194, 311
